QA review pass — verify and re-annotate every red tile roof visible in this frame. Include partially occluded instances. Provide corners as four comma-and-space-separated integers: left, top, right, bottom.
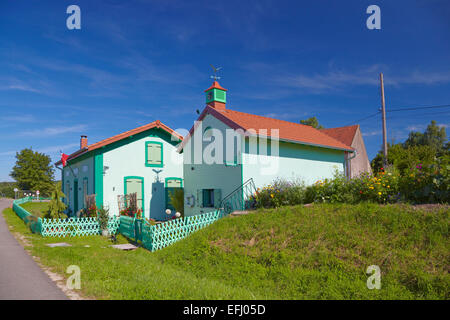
55, 120, 183, 166
320, 125, 359, 146
180, 106, 354, 152
204, 81, 228, 92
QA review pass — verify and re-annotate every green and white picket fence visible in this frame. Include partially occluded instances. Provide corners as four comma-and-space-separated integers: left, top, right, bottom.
12, 192, 246, 251
12, 197, 120, 237
41, 216, 120, 237
118, 209, 224, 251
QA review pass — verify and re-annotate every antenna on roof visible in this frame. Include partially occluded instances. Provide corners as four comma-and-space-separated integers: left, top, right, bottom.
210, 64, 222, 81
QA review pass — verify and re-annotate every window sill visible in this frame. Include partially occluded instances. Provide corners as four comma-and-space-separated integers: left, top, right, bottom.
224, 162, 238, 167
145, 164, 164, 168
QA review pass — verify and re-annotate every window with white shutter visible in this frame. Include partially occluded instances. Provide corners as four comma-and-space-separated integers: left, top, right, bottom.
145, 141, 163, 167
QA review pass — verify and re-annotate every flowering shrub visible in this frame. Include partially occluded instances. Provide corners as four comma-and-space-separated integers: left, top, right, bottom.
398, 156, 450, 203
354, 167, 401, 204
306, 164, 448, 204
120, 207, 143, 219
80, 204, 98, 218
249, 162, 448, 209
305, 172, 359, 204
251, 178, 306, 208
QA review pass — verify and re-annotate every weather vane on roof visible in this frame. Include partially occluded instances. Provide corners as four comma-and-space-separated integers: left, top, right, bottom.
210, 64, 222, 81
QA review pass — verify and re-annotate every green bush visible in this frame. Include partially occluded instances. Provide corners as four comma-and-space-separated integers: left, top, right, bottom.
305, 170, 360, 204
398, 155, 449, 203
253, 178, 306, 208
168, 188, 184, 217
45, 185, 67, 219
252, 162, 448, 209
97, 206, 109, 231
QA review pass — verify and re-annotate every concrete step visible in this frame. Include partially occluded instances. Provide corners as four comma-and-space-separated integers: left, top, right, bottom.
230, 210, 250, 216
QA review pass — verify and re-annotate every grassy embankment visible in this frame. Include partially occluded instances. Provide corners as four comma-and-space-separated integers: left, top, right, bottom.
19, 201, 49, 218
3, 202, 448, 299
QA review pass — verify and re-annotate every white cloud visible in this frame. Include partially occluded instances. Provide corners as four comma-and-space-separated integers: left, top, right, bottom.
248, 62, 450, 94
0, 150, 17, 157
406, 124, 426, 132
39, 143, 80, 154
278, 69, 450, 92
1, 114, 36, 123
0, 143, 79, 158
362, 130, 382, 137
0, 84, 41, 93
21, 125, 87, 137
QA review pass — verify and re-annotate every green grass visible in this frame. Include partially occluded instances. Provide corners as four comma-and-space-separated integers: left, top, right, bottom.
3, 203, 449, 299
19, 201, 50, 218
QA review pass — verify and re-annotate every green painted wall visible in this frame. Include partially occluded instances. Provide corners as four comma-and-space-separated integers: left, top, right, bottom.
242, 137, 345, 188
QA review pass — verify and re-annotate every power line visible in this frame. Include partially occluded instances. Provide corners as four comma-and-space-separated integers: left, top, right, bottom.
343, 111, 380, 126
344, 103, 450, 126
386, 104, 450, 112
387, 110, 450, 120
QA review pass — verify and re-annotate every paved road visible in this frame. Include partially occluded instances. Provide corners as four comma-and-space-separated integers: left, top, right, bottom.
0, 198, 67, 300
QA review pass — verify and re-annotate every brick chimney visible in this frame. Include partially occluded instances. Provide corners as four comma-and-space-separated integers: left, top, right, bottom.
80, 135, 88, 149
205, 81, 227, 110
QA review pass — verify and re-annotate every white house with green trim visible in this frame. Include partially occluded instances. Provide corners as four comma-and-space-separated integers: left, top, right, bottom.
55, 121, 184, 220
180, 81, 355, 216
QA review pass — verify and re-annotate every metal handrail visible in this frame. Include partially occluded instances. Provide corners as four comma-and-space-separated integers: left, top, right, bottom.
219, 178, 256, 213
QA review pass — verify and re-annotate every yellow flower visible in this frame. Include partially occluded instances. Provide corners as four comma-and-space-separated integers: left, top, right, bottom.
387, 185, 390, 188
378, 192, 382, 195
270, 194, 274, 198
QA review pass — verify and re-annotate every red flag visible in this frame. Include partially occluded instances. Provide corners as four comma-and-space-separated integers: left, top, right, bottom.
61, 153, 69, 167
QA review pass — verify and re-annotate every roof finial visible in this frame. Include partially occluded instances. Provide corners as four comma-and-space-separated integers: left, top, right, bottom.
210, 64, 222, 81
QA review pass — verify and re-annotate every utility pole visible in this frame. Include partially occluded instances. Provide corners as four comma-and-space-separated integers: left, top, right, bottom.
380, 73, 388, 166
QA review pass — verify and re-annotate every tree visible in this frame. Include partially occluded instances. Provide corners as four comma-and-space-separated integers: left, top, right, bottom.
404, 120, 447, 152
10, 148, 55, 196
300, 116, 324, 129
45, 185, 67, 219
0, 182, 17, 198
404, 131, 424, 148
371, 120, 448, 174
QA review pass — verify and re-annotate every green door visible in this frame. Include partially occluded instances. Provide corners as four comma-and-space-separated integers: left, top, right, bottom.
73, 179, 78, 214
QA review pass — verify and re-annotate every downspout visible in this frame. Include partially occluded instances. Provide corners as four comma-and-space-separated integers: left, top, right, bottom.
347, 149, 357, 160
345, 149, 357, 178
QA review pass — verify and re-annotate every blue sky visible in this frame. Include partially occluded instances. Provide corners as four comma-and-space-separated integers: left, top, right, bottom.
0, 0, 449, 181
